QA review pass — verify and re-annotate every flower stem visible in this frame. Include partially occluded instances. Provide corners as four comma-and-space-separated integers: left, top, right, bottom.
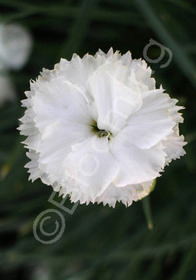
142, 196, 154, 230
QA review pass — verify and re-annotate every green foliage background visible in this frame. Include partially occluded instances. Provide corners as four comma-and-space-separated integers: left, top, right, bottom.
0, 0, 196, 279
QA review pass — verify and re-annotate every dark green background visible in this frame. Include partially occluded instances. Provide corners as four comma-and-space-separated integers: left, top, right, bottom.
0, 0, 196, 279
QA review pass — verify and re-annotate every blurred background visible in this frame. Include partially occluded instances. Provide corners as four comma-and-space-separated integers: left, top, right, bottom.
0, 0, 196, 279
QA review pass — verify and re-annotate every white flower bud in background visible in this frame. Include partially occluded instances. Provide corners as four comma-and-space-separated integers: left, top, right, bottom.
0, 24, 32, 70
0, 23, 32, 106
19, 49, 186, 207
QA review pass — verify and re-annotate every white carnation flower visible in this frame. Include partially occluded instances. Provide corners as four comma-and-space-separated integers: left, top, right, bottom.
19, 48, 186, 207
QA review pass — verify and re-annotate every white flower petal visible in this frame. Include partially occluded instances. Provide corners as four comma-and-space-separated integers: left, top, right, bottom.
121, 51, 132, 66
162, 126, 186, 165
63, 136, 119, 200
32, 79, 92, 131
129, 59, 155, 90
121, 89, 177, 149
95, 180, 153, 207
88, 69, 142, 133
110, 134, 166, 186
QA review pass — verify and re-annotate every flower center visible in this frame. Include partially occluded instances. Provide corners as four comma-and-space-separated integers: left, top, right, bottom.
90, 120, 112, 139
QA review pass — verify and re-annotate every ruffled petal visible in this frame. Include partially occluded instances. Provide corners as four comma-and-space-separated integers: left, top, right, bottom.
129, 59, 155, 91
162, 126, 186, 165
110, 134, 166, 186
120, 89, 177, 149
88, 69, 142, 134
95, 180, 153, 207
62, 136, 119, 200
